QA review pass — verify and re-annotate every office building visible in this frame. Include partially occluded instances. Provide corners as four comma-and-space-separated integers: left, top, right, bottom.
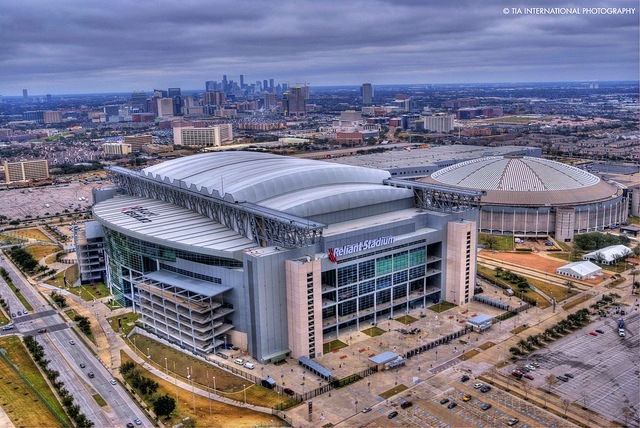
94, 152, 479, 362
103, 143, 132, 156
4, 159, 49, 182
22, 89, 28, 103
362, 83, 373, 105
423, 114, 455, 133
23, 110, 45, 122
206, 81, 217, 92
157, 98, 174, 118
43, 111, 63, 124
172, 124, 233, 147
131, 92, 148, 112
283, 85, 308, 118
124, 135, 153, 151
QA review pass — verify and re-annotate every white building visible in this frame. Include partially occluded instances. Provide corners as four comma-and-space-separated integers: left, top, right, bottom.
423, 114, 455, 133
157, 98, 174, 118
556, 261, 602, 280
583, 245, 633, 265
173, 124, 233, 147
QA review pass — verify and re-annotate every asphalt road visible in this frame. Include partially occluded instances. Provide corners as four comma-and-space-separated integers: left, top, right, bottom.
0, 256, 151, 427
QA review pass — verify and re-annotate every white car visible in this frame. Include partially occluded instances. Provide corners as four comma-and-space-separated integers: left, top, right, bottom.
110, 379, 117, 385
473, 383, 483, 389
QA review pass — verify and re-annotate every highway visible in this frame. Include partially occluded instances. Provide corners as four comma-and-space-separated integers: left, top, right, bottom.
0, 256, 151, 427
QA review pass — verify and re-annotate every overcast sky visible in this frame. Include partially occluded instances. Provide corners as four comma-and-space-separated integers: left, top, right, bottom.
1, 0, 638, 95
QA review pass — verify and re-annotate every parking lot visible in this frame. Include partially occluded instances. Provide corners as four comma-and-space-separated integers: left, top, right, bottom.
505, 312, 639, 427
357, 371, 575, 428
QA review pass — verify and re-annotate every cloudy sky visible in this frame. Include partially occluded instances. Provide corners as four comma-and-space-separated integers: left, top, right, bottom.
1, 0, 638, 95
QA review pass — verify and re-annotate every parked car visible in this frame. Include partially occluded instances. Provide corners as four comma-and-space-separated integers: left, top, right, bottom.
388, 411, 398, 419
462, 394, 472, 402
37, 328, 47, 333
564, 373, 574, 378
473, 383, 483, 389
461, 375, 470, 382
595, 329, 605, 334
17, 311, 22, 316
234, 358, 244, 365
243, 362, 255, 370
362, 407, 372, 413
283, 388, 294, 396
215, 352, 228, 359
511, 371, 523, 379
126, 423, 134, 428
507, 417, 519, 426
557, 375, 569, 382
588, 331, 598, 336
531, 362, 540, 368
523, 374, 534, 380
10, 313, 15, 318
400, 401, 413, 409
447, 402, 458, 409
440, 398, 450, 405
480, 386, 492, 393
481, 403, 492, 411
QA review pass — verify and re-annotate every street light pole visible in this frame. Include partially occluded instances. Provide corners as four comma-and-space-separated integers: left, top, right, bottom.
243, 384, 247, 405
207, 370, 211, 415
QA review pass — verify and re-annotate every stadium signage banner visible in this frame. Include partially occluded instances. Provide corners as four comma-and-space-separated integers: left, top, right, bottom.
328, 236, 395, 262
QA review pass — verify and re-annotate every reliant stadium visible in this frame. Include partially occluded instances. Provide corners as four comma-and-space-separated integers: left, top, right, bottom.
93, 152, 480, 363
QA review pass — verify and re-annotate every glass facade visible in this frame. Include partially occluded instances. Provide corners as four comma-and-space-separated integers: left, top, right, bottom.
322, 241, 442, 338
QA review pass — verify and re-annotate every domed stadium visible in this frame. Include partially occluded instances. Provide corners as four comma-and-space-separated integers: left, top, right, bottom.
419, 155, 629, 242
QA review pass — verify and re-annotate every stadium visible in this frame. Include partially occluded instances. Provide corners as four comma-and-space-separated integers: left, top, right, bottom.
419, 155, 629, 242
93, 152, 479, 363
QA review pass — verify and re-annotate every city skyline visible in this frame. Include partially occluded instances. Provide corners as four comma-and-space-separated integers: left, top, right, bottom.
1, 0, 638, 95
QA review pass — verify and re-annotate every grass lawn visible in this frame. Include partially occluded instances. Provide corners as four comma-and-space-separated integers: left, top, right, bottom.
0, 336, 71, 427
45, 265, 79, 288
427, 301, 456, 313
460, 349, 480, 361
479, 233, 514, 251
547, 252, 574, 262
627, 216, 640, 225
92, 393, 107, 407
361, 326, 386, 337
119, 353, 285, 428
478, 342, 496, 351
9, 228, 53, 242
0, 309, 9, 325
0, 234, 27, 245
25, 244, 59, 261
66, 282, 109, 302
124, 337, 291, 408
477, 266, 551, 309
379, 384, 408, 399
562, 294, 593, 310
394, 315, 418, 325
510, 325, 529, 335
107, 312, 140, 336
554, 240, 573, 252
322, 339, 348, 354
527, 277, 578, 302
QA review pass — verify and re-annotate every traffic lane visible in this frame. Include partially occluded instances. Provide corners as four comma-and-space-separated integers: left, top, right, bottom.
51, 330, 151, 427
39, 331, 113, 427
20, 322, 69, 336
0, 259, 46, 310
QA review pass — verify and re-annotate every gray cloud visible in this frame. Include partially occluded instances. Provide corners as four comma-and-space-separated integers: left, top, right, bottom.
0, 0, 637, 94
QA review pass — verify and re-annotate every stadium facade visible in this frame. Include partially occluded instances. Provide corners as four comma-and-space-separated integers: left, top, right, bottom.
420, 156, 628, 241
93, 152, 480, 363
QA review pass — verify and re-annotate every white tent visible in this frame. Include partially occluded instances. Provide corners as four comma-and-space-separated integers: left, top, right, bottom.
556, 261, 602, 280
583, 245, 632, 265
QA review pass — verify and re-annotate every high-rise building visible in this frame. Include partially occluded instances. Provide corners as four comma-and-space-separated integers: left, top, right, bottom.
423, 114, 455, 133
222, 75, 228, 92
22, 110, 45, 122
269, 79, 274, 90
361, 83, 373, 105
283, 85, 308, 118
263, 80, 268, 91
22, 89, 28, 103
206, 81, 217, 92
157, 98, 174, 118
124, 134, 153, 151
74, 221, 106, 285
43, 111, 63, 124
239, 75, 244, 88
173, 124, 233, 147
4, 159, 49, 182
131, 92, 148, 112
168, 88, 181, 97
46, 94, 52, 103
103, 143, 132, 156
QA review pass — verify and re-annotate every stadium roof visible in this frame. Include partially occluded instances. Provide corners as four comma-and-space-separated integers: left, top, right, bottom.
141, 152, 413, 217
431, 156, 600, 191
420, 156, 622, 206
92, 195, 259, 258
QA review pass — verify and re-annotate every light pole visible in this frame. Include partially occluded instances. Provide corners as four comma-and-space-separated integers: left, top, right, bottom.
213, 376, 216, 394
164, 357, 168, 375
207, 370, 211, 415
243, 384, 247, 405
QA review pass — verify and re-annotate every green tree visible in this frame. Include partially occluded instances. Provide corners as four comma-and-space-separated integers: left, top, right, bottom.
153, 395, 176, 417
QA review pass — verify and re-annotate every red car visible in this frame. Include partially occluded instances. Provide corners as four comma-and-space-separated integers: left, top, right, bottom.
588, 331, 598, 336
511, 371, 523, 379
523, 374, 534, 380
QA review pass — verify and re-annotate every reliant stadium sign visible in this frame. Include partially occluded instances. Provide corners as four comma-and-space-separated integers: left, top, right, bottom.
328, 236, 395, 263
